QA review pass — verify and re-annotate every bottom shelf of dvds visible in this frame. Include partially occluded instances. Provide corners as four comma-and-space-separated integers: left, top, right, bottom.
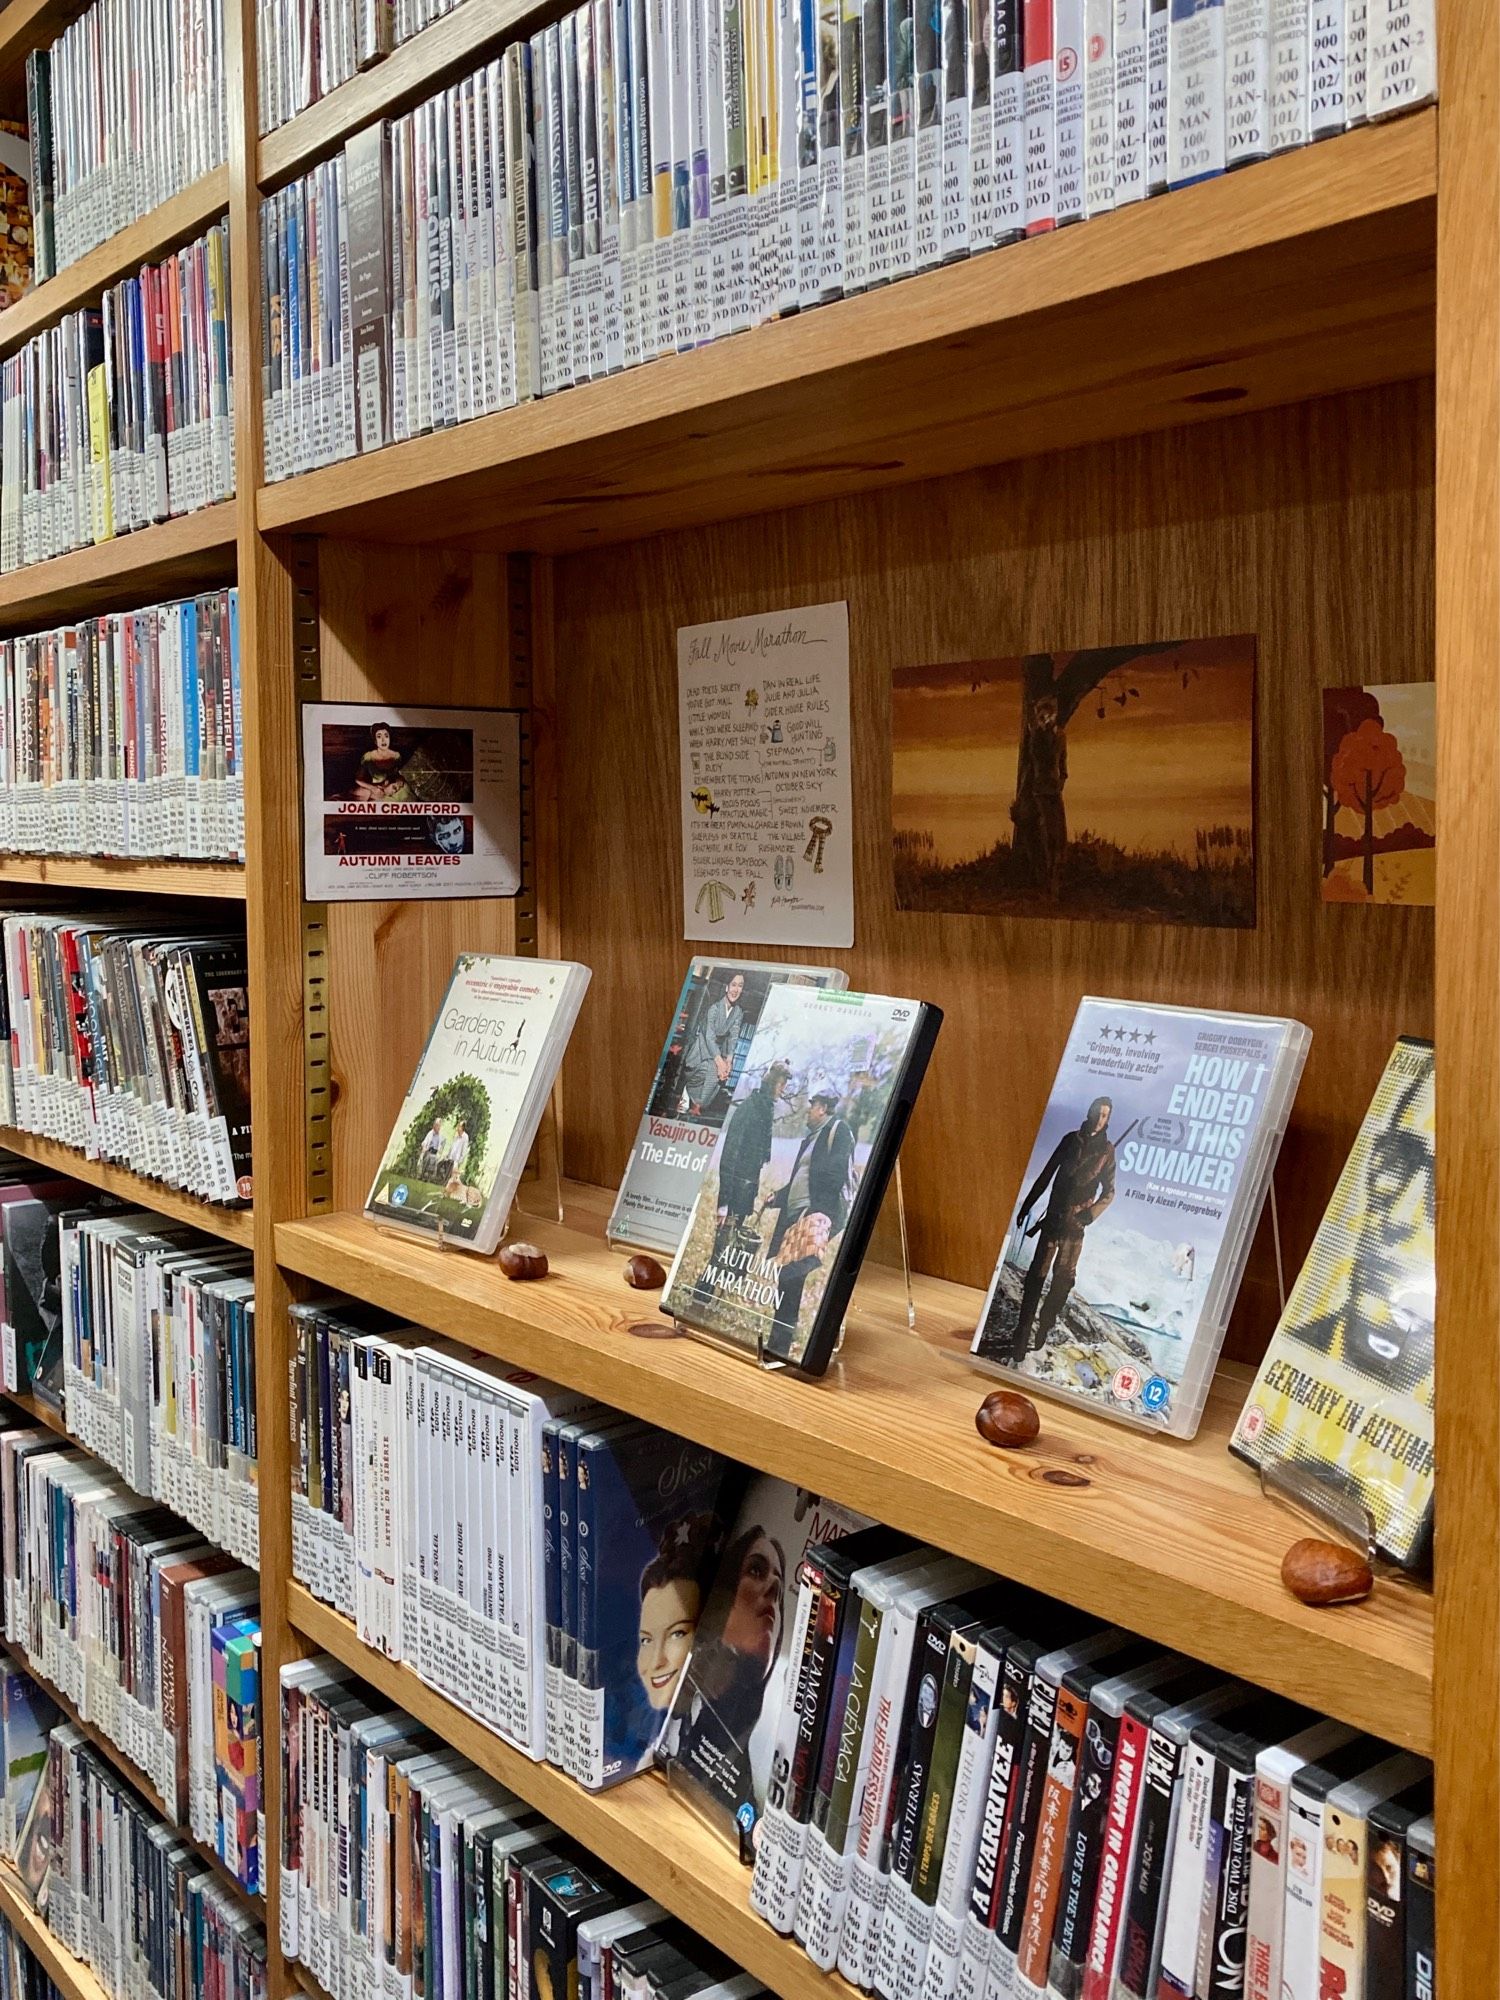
286, 1585, 854, 2000
0, 1868, 109, 2000
275, 1189, 1432, 1755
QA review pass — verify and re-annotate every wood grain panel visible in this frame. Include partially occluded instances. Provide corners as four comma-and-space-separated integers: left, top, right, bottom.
549, 385, 1435, 1365
0, 855, 245, 898
278, 1196, 1433, 1752
1433, 0, 1500, 1979
316, 540, 523, 1206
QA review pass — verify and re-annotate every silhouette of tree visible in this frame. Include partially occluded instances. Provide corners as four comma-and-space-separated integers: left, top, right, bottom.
1321, 687, 1383, 876
1009, 648, 1162, 895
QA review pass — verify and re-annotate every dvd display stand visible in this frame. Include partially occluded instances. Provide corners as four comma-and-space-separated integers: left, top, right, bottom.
664, 1165, 916, 1374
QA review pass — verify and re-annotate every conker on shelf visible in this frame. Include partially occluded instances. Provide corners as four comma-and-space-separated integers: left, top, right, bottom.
498, 1241, 549, 1281
623, 1253, 668, 1290
1280, 1537, 1374, 1606
975, 1388, 1041, 1449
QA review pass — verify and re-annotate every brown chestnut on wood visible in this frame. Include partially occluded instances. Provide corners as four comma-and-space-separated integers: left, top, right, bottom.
624, 1254, 668, 1290
975, 1389, 1041, 1449
1280, 1537, 1374, 1606
498, 1241, 549, 1281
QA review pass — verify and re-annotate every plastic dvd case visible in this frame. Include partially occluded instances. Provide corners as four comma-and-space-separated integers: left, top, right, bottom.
364, 952, 591, 1256
969, 996, 1310, 1438
608, 957, 849, 1257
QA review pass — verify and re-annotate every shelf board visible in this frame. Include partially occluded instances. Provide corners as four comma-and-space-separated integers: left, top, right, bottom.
288, 1584, 853, 2000
0, 1384, 67, 1437
0, 503, 238, 633
277, 1189, 1434, 1756
0, 1126, 253, 1245
0, 1637, 259, 1913
257, 113, 1436, 554
0, 1864, 111, 2000
0, 168, 230, 357
259, 4, 533, 189
0, 854, 245, 897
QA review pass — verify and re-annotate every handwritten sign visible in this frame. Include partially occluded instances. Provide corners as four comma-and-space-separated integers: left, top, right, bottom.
678, 602, 853, 947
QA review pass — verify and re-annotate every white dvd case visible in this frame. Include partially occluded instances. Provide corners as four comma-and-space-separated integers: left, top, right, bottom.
1367, 0, 1434, 117
365, 954, 591, 1258
1308, 0, 1344, 136
1167, 0, 1226, 187
1224, 0, 1270, 164
1054, 0, 1086, 221
1084, 0, 1116, 215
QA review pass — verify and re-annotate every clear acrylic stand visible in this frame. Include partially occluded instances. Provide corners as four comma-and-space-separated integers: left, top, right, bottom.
1257, 1455, 1380, 1570
669, 1162, 914, 1373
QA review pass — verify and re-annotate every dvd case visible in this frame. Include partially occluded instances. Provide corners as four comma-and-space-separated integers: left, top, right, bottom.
1229, 1036, 1434, 1570
661, 984, 941, 1376
970, 995, 1310, 1438
365, 952, 591, 1256
609, 958, 848, 1256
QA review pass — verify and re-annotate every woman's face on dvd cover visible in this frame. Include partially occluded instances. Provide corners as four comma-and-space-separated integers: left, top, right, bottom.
721, 1532, 785, 1667
638, 1576, 701, 1708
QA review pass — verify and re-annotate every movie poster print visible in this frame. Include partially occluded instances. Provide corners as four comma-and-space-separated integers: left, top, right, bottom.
301, 702, 522, 900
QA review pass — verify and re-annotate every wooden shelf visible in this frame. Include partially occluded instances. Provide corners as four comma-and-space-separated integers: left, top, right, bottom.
288, 1584, 850, 2000
0, 1864, 111, 2000
0, 1126, 253, 1245
0, 503, 238, 634
259, 3, 530, 190
0, 1637, 260, 1912
257, 113, 1435, 554
276, 1187, 1433, 1756
0, 854, 246, 898
0, 168, 231, 357
0, 1385, 67, 1437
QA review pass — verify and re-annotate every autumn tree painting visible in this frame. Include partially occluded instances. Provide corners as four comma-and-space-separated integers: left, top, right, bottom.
892, 638, 1256, 928
1321, 683, 1435, 906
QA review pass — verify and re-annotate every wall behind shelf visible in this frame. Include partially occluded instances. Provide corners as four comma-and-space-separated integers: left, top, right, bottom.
546, 381, 1436, 1359
315, 542, 528, 1198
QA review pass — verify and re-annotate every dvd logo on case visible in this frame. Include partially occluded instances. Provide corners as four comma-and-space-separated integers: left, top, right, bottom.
391, 1183, 409, 1206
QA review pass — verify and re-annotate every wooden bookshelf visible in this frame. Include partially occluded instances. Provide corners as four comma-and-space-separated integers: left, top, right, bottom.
0, 1126, 253, 1245
277, 1192, 1433, 1755
0, 0, 1496, 1979
0, 855, 245, 897
257, 113, 1435, 553
289, 1584, 857, 2000
0, 166, 230, 356
0, 503, 238, 633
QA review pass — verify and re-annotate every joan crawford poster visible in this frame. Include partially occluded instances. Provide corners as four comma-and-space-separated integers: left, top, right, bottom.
301, 701, 522, 900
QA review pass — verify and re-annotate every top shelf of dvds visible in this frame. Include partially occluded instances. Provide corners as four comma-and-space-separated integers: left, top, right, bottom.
255, 112, 1436, 552
0, 0, 81, 117
274, 1187, 1434, 1760
257, 0, 530, 190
